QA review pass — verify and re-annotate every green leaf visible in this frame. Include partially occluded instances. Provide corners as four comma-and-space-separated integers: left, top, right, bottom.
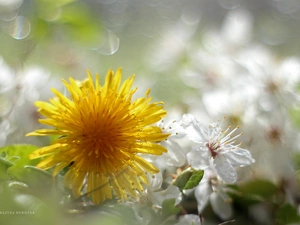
184, 170, 204, 190
276, 203, 300, 225
0, 156, 14, 167
13, 193, 49, 212
0, 187, 55, 225
292, 152, 300, 170
161, 198, 180, 217
173, 168, 204, 192
229, 179, 279, 207
0, 157, 13, 181
14, 166, 53, 190
289, 107, 300, 129
0, 145, 48, 187
239, 179, 278, 199
0, 144, 40, 168
6, 165, 57, 203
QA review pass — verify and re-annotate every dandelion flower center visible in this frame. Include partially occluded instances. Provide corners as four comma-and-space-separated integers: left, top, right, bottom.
27, 68, 169, 204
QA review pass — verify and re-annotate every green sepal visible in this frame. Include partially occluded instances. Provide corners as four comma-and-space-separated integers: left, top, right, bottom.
161, 198, 180, 217
0, 157, 14, 181
275, 203, 300, 225
0, 144, 40, 167
173, 168, 204, 192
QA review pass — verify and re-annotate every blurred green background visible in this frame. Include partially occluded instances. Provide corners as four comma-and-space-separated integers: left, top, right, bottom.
1, 0, 300, 106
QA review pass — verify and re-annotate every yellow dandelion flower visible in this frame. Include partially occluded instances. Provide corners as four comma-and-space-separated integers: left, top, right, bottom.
27, 68, 169, 204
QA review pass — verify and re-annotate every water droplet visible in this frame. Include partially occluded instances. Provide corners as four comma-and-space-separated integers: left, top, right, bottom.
97, 30, 120, 55
5, 16, 31, 40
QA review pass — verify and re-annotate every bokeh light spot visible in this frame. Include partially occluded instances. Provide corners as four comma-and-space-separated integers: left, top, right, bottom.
5, 16, 31, 40
97, 30, 120, 55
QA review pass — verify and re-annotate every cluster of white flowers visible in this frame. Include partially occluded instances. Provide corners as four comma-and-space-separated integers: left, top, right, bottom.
141, 7, 300, 224
0, 57, 62, 147
182, 114, 255, 220
133, 111, 254, 224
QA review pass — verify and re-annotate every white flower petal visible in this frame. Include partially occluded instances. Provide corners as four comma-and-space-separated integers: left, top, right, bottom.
181, 114, 204, 143
166, 120, 186, 138
162, 139, 186, 167
151, 185, 182, 206
225, 147, 255, 167
210, 192, 233, 220
187, 147, 210, 170
214, 155, 237, 184
175, 214, 201, 225
195, 181, 212, 212
147, 172, 163, 191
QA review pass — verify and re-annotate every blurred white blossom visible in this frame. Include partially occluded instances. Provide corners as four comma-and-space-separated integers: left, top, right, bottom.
0, 57, 15, 94
0, 61, 62, 145
174, 214, 201, 225
237, 47, 300, 112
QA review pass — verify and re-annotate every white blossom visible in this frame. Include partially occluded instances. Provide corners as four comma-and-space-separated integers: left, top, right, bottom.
157, 116, 188, 167
144, 172, 182, 209
174, 214, 201, 225
0, 64, 62, 145
194, 171, 233, 220
132, 172, 182, 224
181, 114, 255, 184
